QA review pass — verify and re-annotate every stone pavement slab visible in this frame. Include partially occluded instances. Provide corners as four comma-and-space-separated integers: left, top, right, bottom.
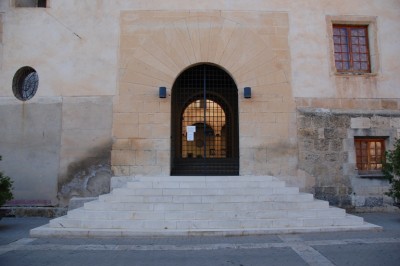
0, 217, 49, 245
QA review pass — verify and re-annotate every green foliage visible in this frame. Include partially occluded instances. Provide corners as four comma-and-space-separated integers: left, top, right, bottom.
382, 139, 400, 202
0, 156, 14, 207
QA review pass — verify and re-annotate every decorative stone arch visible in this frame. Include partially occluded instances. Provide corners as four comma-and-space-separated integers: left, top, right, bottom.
114, 11, 294, 178
171, 63, 239, 175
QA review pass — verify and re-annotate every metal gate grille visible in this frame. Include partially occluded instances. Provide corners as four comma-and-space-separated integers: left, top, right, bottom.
171, 64, 239, 175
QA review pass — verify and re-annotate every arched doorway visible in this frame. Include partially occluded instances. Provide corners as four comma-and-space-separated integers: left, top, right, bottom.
171, 64, 239, 175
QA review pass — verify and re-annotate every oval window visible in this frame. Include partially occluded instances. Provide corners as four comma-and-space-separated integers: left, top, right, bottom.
12, 66, 39, 101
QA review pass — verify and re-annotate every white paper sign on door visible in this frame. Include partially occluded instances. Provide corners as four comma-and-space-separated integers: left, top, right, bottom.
186, 126, 196, 141
187, 132, 194, 141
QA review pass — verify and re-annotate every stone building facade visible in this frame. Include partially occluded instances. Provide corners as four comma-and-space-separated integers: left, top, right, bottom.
0, 0, 399, 212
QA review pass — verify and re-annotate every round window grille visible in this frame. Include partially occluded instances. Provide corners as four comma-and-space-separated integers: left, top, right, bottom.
12, 66, 39, 101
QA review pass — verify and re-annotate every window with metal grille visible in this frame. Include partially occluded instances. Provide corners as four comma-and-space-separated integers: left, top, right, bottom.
12, 66, 39, 101
15, 0, 47, 8
333, 25, 370, 73
355, 138, 385, 174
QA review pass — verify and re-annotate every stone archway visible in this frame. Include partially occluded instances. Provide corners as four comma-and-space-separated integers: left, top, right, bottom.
113, 11, 295, 178
171, 64, 239, 175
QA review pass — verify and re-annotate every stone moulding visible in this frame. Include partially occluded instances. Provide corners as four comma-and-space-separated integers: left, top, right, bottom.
297, 107, 400, 117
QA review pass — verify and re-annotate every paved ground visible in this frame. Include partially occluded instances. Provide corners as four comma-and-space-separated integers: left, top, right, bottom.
0, 212, 399, 266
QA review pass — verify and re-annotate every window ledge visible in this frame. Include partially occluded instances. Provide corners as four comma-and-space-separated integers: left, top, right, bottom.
334, 72, 378, 77
358, 174, 386, 179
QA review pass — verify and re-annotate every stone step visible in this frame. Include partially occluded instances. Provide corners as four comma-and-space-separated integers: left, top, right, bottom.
113, 175, 279, 184
83, 199, 329, 211
110, 176, 280, 190
30, 175, 382, 237
109, 187, 299, 196
125, 180, 286, 189
32, 222, 380, 238
67, 206, 346, 220
50, 215, 363, 230
98, 193, 314, 203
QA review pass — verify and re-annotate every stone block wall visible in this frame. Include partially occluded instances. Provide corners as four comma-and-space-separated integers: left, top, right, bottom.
113, 10, 297, 179
297, 106, 400, 210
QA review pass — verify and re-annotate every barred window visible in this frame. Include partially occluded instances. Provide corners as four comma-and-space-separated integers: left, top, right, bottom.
355, 138, 385, 174
12, 66, 39, 101
333, 25, 370, 73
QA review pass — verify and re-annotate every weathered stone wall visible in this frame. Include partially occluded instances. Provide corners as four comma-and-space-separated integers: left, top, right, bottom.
57, 96, 113, 207
297, 107, 400, 210
0, 97, 113, 207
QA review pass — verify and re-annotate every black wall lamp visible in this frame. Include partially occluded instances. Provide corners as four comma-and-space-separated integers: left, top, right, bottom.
159, 87, 167, 98
244, 87, 251, 98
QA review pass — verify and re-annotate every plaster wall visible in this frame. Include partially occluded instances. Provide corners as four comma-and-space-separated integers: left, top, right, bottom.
0, 98, 61, 206
2, 1, 399, 98
0, 1, 117, 206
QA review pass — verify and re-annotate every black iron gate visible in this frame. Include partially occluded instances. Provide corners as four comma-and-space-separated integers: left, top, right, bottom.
171, 64, 239, 175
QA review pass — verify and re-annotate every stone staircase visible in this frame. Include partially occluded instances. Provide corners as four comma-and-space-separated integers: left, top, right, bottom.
30, 176, 381, 237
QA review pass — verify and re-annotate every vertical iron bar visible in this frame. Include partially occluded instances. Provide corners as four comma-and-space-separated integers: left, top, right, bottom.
203, 65, 207, 159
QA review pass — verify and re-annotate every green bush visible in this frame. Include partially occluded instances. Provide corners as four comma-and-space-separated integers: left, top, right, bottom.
382, 139, 400, 203
0, 156, 13, 207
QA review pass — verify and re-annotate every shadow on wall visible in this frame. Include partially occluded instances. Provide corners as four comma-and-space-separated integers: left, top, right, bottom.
57, 145, 112, 207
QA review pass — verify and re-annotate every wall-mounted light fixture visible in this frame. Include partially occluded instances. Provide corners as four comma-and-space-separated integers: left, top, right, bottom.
244, 87, 251, 98
159, 87, 167, 98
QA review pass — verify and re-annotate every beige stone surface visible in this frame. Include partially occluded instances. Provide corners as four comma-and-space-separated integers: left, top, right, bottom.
111, 150, 135, 166
113, 9, 297, 177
